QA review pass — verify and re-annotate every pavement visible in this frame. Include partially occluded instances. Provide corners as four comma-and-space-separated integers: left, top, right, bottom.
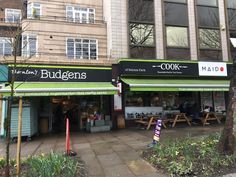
0, 124, 235, 177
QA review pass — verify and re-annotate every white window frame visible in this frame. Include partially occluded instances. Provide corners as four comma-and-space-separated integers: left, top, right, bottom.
22, 35, 38, 57
5, 8, 21, 23
66, 5, 95, 23
66, 38, 98, 60
0, 38, 12, 56
27, 2, 42, 19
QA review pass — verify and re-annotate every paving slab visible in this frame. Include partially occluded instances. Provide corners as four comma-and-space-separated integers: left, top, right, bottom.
127, 159, 156, 176
97, 153, 123, 167
116, 150, 141, 162
104, 164, 135, 177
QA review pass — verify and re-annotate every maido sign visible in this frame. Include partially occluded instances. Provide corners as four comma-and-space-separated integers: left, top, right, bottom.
198, 62, 227, 77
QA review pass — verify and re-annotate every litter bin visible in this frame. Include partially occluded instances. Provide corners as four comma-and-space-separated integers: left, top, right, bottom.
39, 117, 48, 134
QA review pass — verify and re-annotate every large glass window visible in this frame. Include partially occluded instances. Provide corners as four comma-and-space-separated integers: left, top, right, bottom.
129, 0, 155, 59
197, 0, 218, 6
166, 48, 190, 60
5, 9, 21, 23
130, 46, 155, 59
66, 6, 95, 23
22, 35, 37, 57
166, 26, 188, 47
67, 38, 97, 60
227, 0, 236, 8
129, 0, 154, 22
197, 6, 219, 27
199, 29, 220, 49
164, 2, 188, 26
197, 2, 221, 61
164, 1, 190, 60
130, 23, 154, 46
164, 0, 186, 3
27, 3, 41, 19
0, 38, 12, 56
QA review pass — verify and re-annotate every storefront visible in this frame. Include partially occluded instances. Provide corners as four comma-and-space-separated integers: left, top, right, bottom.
0, 64, 118, 137
118, 59, 231, 125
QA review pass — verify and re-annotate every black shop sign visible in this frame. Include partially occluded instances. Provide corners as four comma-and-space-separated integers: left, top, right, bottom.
9, 66, 112, 82
119, 60, 199, 77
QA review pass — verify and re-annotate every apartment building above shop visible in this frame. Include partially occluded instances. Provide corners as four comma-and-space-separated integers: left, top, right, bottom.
0, 0, 26, 58
20, 0, 110, 66
104, 0, 236, 62
0, 0, 110, 66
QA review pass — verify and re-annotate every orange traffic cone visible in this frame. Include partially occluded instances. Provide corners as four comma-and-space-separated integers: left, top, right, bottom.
65, 118, 77, 156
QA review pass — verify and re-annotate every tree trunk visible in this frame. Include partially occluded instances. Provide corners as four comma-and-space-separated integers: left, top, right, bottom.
5, 98, 12, 177
218, 63, 236, 155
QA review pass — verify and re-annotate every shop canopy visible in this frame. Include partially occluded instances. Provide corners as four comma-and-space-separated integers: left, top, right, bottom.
0, 82, 118, 96
122, 78, 230, 92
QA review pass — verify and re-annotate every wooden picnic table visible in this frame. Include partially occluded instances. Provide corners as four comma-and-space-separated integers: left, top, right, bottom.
170, 112, 192, 128
201, 112, 221, 126
135, 115, 160, 130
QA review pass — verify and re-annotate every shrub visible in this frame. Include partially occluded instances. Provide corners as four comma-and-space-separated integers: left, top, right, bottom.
144, 133, 235, 177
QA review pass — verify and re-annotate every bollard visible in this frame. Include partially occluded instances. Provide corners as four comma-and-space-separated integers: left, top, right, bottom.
148, 119, 162, 148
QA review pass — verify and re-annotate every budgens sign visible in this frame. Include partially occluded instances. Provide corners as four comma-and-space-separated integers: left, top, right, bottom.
9, 66, 112, 82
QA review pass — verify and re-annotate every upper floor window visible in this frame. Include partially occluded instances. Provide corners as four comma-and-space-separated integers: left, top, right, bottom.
164, 0, 187, 3
5, 9, 21, 23
66, 6, 95, 23
0, 38, 12, 56
27, 3, 41, 19
197, 0, 218, 6
22, 35, 37, 57
67, 38, 97, 59
130, 23, 154, 46
228, 0, 236, 9
129, 0, 154, 23
166, 26, 188, 47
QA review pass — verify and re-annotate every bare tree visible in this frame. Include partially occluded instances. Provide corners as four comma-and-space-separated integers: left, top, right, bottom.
0, 1, 36, 176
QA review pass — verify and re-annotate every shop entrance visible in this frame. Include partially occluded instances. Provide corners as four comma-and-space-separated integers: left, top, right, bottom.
51, 95, 112, 133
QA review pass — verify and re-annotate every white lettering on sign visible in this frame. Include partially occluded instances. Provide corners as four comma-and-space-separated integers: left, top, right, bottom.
40, 69, 87, 81
160, 63, 180, 70
198, 62, 227, 76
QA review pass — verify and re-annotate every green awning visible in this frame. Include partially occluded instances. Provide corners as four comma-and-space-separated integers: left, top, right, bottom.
1, 82, 118, 96
122, 78, 230, 91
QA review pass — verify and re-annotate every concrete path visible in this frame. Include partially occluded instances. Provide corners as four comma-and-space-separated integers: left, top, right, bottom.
0, 125, 226, 177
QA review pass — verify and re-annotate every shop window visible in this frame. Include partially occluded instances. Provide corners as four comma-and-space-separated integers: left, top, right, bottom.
166, 48, 190, 60
22, 35, 37, 57
5, 9, 21, 23
0, 38, 12, 56
162, 92, 179, 110
129, 0, 154, 23
66, 38, 97, 60
66, 6, 95, 23
130, 46, 155, 59
197, 0, 218, 6
166, 26, 188, 47
164, 2, 188, 26
27, 3, 41, 19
